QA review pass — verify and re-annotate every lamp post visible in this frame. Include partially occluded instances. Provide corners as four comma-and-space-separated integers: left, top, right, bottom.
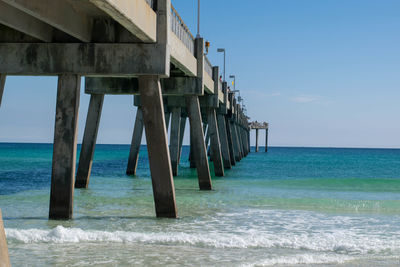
217, 48, 226, 82
196, 0, 200, 38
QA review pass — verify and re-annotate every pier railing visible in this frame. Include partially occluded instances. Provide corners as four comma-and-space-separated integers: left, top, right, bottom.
171, 5, 195, 55
204, 56, 213, 79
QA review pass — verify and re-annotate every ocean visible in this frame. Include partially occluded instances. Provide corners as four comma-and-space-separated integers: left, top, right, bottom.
1, 143, 400, 266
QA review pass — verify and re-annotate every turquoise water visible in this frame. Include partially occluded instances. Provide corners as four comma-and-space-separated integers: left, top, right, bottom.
1, 143, 400, 266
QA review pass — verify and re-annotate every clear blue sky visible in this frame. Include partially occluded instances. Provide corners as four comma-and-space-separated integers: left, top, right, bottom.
0, 0, 399, 148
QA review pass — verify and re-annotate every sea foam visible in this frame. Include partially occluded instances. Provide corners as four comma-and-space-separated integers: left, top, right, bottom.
5, 225, 400, 256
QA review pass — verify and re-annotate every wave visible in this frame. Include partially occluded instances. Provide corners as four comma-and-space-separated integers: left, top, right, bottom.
6, 225, 400, 256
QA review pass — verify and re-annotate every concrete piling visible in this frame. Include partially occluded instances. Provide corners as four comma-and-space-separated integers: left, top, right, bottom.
49, 74, 80, 220
225, 118, 236, 166
0, 210, 10, 267
0, 74, 5, 107
208, 109, 224, 176
75, 94, 104, 188
231, 122, 241, 162
165, 110, 171, 131
255, 129, 259, 152
138, 76, 177, 218
178, 116, 186, 164
126, 107, 144, 175
217, 114, 232, 169
169, 107, 181, 176
265, 128, 269, 152
186, 95, 212, 190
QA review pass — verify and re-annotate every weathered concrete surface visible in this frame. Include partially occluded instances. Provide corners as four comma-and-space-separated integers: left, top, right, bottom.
75, 94, 104, 188
217, 114, 232, 169
126, 107, 144, 175
90, 0, 157, 42
85, 77, 203, 96
139, 76, 177, 218
208, 109, 224, 176
170, 32, 197, 77
169, 107, 181, 176
0, 74, 5, 107
0, 1, 53, 42
186, 96, 212, 190
2, 0, 92, 42
0, 43, 169, 76
0, 210, 10, 267
49, 74, 80, 220
225, 117, 236, 166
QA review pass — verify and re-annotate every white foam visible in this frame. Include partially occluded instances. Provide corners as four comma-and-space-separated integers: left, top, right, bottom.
5, 225, 400, 256
242, 254, 353, 266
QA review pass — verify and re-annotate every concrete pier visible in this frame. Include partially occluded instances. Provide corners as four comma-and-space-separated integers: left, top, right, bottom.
0, 0, 253, 219
0, 210, 10, 267
208, 109, 224, 176
75, 94, 104, 188
169, 107, 181, 176
265, 128, 269, 152
139, 76, 177, 218
49, 74, 80, 220
186, 96, 212, 190
0, 74, 5, 107
126, 107, 144, 176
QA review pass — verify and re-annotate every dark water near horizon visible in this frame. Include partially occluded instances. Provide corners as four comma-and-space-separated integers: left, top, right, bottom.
1, 143, 400, 266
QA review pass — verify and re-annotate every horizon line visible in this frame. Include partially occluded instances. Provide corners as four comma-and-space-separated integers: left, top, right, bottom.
1, 142, 400, 150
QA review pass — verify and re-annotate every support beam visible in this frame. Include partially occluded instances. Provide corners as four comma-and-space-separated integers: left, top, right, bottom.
208, 109, 224, 177
0, 43, 169, 76
126, 107, 144, 175
0, 1, 53, 42
89, 0, 157, 42
178, 116, 186, 164
169, 107, 181, 176
49, 74, 80, 220
0, 210, 10, 267
75, 94, 104, 188
0, 74, 5, 107
225, 118, 236, 166
186, 96, 212, 190
256, 129, 259, 152
265, 128, 269, 152
2, 0, 92, 42
217, 114, 232, 169
139, 76, 177, 218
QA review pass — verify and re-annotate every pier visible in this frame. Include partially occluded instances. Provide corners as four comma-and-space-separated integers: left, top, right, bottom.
250, 122, 269, 152
0, 0, 255, 220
